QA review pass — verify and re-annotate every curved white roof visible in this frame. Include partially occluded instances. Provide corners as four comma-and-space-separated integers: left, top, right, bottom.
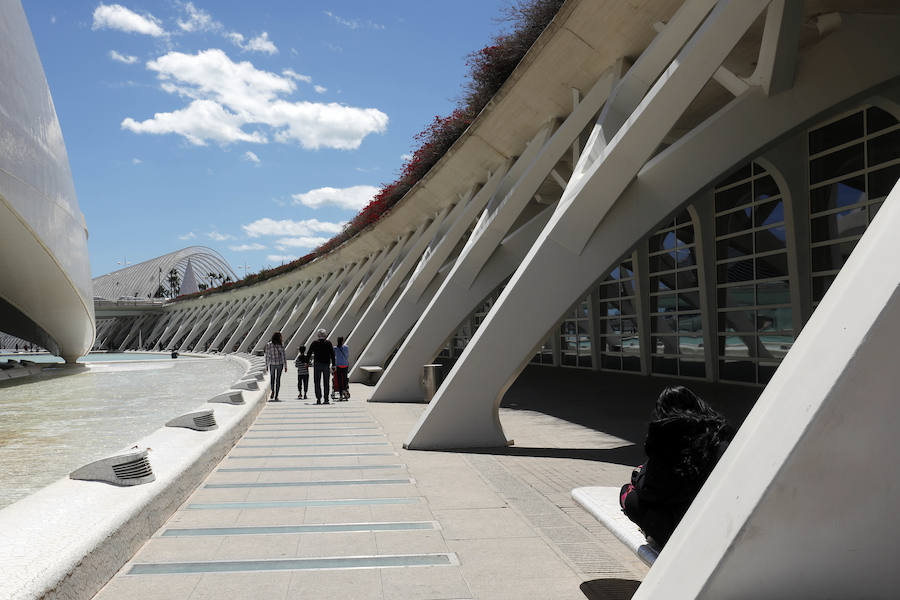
92, 246, 236, 299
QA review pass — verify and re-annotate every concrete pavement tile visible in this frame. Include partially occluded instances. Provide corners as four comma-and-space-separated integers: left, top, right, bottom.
432, 507, 537, 540
129, 536, 225, 562
214, 533, 303, 559
296, 531, 377, 557
368, 502, 434, 522
188, 487, 253, 502
287, 568, 382, 599
93, 573, 202, 599
373, 530, 449, 555
189, 571, 292, 600
466, 576, 587, 600
303, 505, 373, 524
234, 507, 307, 526
380, 565, 471, 599
449, 538, 577, 582
165, 509, 242, 527
204, 470, 263, 484
304, 483, 418, 500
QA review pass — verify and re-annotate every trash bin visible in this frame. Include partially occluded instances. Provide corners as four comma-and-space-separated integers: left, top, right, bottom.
422, 363, 443, 403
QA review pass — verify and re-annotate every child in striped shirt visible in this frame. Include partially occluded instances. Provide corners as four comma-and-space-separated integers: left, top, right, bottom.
294, 345, 310, 399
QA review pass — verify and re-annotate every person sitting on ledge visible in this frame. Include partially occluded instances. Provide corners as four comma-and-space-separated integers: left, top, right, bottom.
620, 385, 735, 547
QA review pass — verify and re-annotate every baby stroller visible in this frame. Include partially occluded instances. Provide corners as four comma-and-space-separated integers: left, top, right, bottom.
331, 366, 350, 401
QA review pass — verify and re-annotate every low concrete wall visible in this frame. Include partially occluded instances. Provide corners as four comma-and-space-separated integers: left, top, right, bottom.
0, 354, 269, 599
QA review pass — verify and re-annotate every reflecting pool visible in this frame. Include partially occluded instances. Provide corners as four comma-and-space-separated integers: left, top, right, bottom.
0, 354, 244, 509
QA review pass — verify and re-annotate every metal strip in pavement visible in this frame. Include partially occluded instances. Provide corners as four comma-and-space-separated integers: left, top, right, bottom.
242, 434, 382, 439
248, 427, 379, 431
160, 521, 439, 537
235, 442, 390, 448
187, 497, 421, 509
128, 553, 458, 574
205, 478, 413, 488
217, 464, 403, 472
228, 452, 397, 458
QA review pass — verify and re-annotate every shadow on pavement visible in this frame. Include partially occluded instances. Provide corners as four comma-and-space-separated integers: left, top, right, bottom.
580, 578, 643, 599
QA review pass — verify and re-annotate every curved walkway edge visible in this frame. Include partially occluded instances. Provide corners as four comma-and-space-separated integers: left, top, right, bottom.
0, 354, 269, 600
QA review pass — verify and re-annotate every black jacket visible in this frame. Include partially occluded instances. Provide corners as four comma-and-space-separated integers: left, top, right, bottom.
306, 339, 335, 366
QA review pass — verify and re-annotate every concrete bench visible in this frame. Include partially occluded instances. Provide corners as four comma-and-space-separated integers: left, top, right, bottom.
359, 366, 383, 385
572, 486, 659, 566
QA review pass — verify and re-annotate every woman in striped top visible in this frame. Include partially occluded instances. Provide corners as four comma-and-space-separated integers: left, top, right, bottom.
264, 331, 287, 402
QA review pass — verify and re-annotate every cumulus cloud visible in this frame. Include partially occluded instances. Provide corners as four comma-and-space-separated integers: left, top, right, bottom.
242, 217, 344, 238
109, 50, 138, 64
122, 49, 388, 149
177, 2, 219, 32
314, 85, 327, 94
92, 4, 166, 37
229, 242, 266, 251
283, 69, 311, 83
292, 185, 377, 211
207, 231, 234, 241
227, 31, 277, 54
243, 150, 260, 164
275, 236, 329, 248
267, 254, 297, 263
178, 231, 196, 240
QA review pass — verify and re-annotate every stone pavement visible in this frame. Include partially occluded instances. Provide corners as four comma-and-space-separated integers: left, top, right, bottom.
94, 368, 650, 600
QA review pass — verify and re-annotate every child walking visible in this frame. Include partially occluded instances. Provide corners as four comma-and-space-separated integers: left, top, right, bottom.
295, 345, 310, 400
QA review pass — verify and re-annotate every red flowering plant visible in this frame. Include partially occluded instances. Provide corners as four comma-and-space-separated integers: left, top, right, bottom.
175, 0, 564, 302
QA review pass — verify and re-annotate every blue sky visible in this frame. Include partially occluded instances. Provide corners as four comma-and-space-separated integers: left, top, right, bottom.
22, 1, 510, 278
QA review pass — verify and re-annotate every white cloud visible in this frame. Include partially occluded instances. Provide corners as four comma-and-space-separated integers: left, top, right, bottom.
122, 49, 388, 149
178, 231, 196, 240
109, 50, 138, 64
314, 85, 327, 94
292, 185, 377, 211
92, 4, 166, 37
267, 254, 297, 263
131, 157, 142, 164
324, 11, 385, 31
229, 243, 266, 251
243, 150, 260, 164
275, 236, 328, 248
207, 231, 234, 241
177, 2, 219, 32
245, 32, 278, 54
401, 153, 413, 162
50, 15, 56, 24
242, 217, 344, 238
282, 69, 311, 83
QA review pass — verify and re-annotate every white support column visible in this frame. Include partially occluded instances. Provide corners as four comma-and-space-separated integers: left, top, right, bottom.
116, 314, 153, 351
193, 300, 236, 352
367, 70, 618, 399
406, 5, 898, 450
178, 303, 220, 352
303, 253, 376, 349
222, 294, 270, 352
207, 297, 252, 351
330, 235, 410, 341
345, 209, 451, 362
143, 313, 171, 349
351, 164, 515, 381
372, 205, 554, 402
252, 282, 310, 353
284, 264, 359, 356
634, 178, 900, 599
154, 309, 190, 350
279, 271, 340, 355
162, 305, 204, 350
237, 287, 294, 353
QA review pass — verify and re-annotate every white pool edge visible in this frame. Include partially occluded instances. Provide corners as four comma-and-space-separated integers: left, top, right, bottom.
0, 354, 269, 600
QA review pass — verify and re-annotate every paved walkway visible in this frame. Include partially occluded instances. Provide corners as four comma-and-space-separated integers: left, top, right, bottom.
95, 369, 649, 600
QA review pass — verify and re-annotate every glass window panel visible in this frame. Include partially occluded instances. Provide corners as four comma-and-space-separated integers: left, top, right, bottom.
756, 309, 783, 332
718, 259, 754, 283
719, 333, 754, 358
621, 260, 633, 273
619, 280, 635, 298
870, 201, 884, 219
579, 354, 593, 368
675, 210, 692, 225
679, 357, 705, 378
654, 335, 677, 355
719, 359, 757, 383
756, 253, 788, 279
758, 361, 779, 384
719, 310, 755, 333
605, 301, 621, 317
866, 128, 900, 166
811, 240, 857, 272
598, 284, 616, 299
809, 177, 866, 214
601, 355, 621, 370
675, 226, 695, 246
718, 285, 754, 308
652, 294, 677, 313
679, 335, 703, 355
609, 266, 621, 280
622, 355, 642, 372
717, 233, 753, 260
650, 276, 673, 293
648, 232, 668, 253
754, 199, 784, 227
754, 175, 780, 201
716, 208, 752, 235
678, 291, 701, 311
809, 143, 864, 185
808, 112, 863, 154
652, 315, 677, 333
810, 209, 866, 243
866, 106, 898, 133
648, 254, 667, 273
577, 323, 590, 337
621, 318, 638, 335
662, 232, 677, 250
652, 355, 677, 375
755, 226, 787, 254
677, 269, 698, 289
678, 314, 701, 334
718, 164, 752, 188
676, 247, 696, 267
812, 274, 836, 302
619, 298, 637, 318
756, 281, 790, 306
867, 163, 900, 200
562, 352, 577, 367
715, 183, 752, 213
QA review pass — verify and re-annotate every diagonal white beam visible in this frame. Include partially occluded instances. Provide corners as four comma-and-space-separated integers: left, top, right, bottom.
285, 264, 358, 356
303, 252, 378, 348
748, 0, 803, 96
252, 282, 310, 353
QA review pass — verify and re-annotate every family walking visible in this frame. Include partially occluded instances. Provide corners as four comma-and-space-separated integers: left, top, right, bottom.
264, 329, 350, 404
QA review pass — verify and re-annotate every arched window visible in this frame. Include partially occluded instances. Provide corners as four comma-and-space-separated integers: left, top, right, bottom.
596, 258, 639, 372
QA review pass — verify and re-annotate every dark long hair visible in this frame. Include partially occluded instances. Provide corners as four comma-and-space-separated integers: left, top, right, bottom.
271, 332, 283, 346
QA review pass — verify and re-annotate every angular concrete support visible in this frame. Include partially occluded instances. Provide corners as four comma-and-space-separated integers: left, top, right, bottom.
223, 292, 275, 352
634, 178, 900, 599
405, 8, 900, 450
207, 297, 252, 351
252, 282, 308, 353
303, 252, 377, 349
285, 263, 361, 356
193, 300, 239, 352
162, 305, 204, 350
178, 303, 221, 352
237, 287, 294, 353
346, 210, 451, 359
117, 314, 154, 351
276, 271, 337, 355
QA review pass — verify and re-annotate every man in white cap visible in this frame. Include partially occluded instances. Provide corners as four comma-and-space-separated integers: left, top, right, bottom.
306, 328, 335, 404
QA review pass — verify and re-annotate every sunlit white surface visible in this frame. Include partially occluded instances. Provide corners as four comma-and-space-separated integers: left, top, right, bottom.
0, 355, 243, 508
